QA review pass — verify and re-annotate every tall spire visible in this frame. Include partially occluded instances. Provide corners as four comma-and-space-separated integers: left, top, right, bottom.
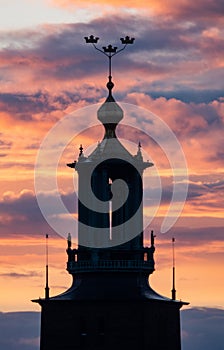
45, 234, 50, 299
171, 237, 176, 300
84, 35, 135, 139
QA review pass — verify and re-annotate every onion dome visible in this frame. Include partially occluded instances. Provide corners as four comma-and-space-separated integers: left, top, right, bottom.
97, 78, 123, 138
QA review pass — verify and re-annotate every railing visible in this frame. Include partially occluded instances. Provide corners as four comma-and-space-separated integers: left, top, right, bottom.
67, 259, 154, 272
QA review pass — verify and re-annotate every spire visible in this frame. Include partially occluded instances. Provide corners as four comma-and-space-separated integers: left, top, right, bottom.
171, 237, 176, 300
79, 144, 83, 157
84, 35, 135, 92
78, 144, 87, 162
84, 35, 135, 138
67, 232, 72, 249
45, 234, 50, 299
135, 141, 143, 161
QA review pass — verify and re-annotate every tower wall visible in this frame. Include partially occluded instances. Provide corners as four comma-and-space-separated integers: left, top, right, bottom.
34, 53, 187, 349
39, 299, 182, 350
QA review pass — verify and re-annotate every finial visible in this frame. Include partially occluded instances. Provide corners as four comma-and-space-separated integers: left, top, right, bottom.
67, 233, 72, 249
84, 35, 99, 43
84, 35, 135, 95
151, 230, 156, 246
107, 76, 114, 97
135, 141, 143, 160
79, 144, 83, 157
102, 44, 118, 53
120, 36, 135, 44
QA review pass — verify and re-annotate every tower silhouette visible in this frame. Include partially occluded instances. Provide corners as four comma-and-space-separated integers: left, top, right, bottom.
33, 36, 187, 350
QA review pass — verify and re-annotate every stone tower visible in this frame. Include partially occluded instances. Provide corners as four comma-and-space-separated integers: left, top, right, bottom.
33, 36, 187, 350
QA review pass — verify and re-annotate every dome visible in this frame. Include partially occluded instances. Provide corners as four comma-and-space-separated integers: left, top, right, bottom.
97, 94, 123, 126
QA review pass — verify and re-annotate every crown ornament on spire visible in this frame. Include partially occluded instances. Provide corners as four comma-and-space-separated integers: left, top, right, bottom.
84, 35, 135, 95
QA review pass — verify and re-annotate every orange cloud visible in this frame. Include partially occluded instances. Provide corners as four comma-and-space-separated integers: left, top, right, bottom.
50, 0, 224, 24
0, 235, 70, 311
0, 12, 223, 311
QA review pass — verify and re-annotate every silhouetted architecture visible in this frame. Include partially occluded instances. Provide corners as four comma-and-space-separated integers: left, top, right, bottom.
33, 36, 187, 350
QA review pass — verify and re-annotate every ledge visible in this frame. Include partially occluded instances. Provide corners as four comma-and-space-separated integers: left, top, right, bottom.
67, 259, 154, 273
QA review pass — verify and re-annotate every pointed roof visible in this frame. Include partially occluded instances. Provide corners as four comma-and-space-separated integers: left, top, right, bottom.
74, 79, 153, 171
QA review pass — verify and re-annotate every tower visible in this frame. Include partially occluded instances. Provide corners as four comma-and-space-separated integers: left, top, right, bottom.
33, 36, 187, 350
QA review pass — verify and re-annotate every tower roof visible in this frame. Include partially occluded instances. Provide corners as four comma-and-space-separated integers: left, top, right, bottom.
73, 80, 153, 171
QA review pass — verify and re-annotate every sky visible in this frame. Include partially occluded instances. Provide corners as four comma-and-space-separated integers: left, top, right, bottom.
0, 0, 223, 341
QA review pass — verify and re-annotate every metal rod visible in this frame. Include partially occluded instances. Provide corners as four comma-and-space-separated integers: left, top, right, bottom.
171, 237, 176, 300
109, 55, 112, 79
45, 234, 50, 299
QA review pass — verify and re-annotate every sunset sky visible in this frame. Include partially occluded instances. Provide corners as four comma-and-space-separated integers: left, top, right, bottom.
0, 0, 224, 320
